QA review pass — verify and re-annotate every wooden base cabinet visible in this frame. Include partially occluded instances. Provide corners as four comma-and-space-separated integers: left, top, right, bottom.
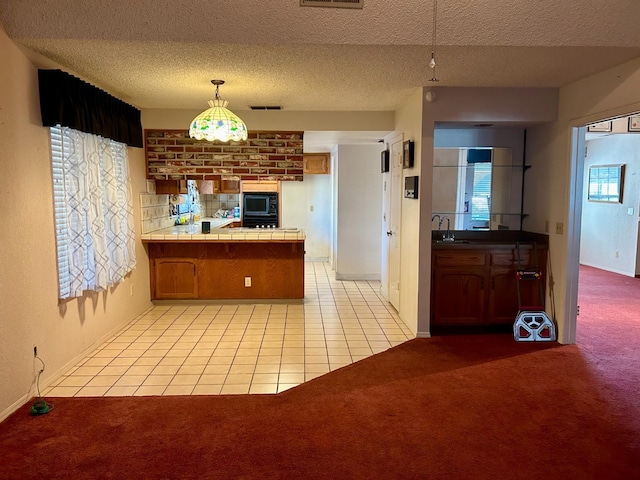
431, 245, 546, 333
147, 241, 304, 300
154, 258, 198, 299
432, 267, 485, 325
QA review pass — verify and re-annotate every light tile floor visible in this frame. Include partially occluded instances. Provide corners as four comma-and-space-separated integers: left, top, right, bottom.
44, 262, 412, 397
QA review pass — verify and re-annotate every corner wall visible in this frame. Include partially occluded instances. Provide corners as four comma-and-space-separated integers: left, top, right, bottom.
0, 28, 152, 420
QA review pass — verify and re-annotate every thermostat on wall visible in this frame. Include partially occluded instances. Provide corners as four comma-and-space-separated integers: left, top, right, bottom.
404, 176, 419, 199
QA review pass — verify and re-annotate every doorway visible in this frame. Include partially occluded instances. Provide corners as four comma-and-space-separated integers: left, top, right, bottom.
566, 114, 640, 343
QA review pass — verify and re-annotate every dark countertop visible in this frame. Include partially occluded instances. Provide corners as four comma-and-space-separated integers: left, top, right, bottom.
431, 230, 549, 249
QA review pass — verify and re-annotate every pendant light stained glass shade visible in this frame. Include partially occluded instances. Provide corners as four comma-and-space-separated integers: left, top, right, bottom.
189, 98, 248, 142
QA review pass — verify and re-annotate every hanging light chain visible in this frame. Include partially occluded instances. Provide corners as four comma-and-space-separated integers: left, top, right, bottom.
429, 0, 440, 82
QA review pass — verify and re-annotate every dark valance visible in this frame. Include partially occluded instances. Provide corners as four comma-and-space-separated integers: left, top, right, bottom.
38, 69, 143, 148
467, 149, 492, 164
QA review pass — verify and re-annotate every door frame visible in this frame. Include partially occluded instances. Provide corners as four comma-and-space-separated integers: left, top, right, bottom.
381, 132, 404, 310
563, 126, 586, 344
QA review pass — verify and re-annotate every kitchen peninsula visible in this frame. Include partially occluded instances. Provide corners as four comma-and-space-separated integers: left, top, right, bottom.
142, 219, 305, 301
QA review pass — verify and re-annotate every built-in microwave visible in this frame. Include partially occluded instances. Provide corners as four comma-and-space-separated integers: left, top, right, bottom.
243, 192, 278, 216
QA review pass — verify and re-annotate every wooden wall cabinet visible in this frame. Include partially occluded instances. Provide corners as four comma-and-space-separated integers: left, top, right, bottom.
303, 153, 330, 174
155, 179, 188, 194
431, 245, 546, 333
197, 178, 221, 194
221, 178, 241, 193
241, 180, 279, 193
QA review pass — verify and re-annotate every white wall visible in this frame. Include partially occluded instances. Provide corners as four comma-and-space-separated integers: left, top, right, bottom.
580, 133, 640, 276
0, 27, 152, 420
281, 173, 332, 260
334, 144, 384, 280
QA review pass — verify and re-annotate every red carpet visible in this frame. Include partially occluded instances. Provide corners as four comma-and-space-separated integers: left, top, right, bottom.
0, 266, 638, 479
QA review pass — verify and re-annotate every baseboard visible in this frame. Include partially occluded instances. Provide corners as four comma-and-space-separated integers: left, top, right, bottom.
416, 331, 431, 338
153, 298, 303, 305
0, 393, 34, 423
335, 273, 380, 281
0, 302, 154, 423
304, 257, 329, 263
580, 262, 635, 278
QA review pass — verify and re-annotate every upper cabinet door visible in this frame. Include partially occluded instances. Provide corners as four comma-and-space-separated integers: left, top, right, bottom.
155, 179, 188, 194
220, 178, 241, 193
241, 180, 279, 193
303, 153, 331, 174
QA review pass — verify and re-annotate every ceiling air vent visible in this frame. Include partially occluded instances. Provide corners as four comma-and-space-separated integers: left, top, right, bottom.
249, 106, 282, 111
300, 0, 363, 9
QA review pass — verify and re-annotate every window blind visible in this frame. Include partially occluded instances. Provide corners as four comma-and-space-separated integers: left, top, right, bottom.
50, 125, 136, 300
471, 163, 492, 221
50, 126, 72, 299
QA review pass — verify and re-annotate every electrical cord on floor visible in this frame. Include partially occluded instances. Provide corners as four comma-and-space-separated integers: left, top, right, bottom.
30, 355, 53, 416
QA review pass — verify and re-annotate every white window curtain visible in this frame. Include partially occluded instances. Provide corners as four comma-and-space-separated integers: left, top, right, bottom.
50, 125, 136, 299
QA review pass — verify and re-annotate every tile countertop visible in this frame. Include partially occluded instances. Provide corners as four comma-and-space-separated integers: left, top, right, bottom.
141, 217, 305, 241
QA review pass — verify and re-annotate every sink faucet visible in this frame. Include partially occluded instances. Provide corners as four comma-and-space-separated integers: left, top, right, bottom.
441, 216, 455, 241
431, 214, 442, 230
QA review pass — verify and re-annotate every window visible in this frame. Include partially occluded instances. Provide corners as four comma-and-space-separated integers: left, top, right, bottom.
587, 164, 625, 203
50, 126, 136, 300
471, 163, 492, 221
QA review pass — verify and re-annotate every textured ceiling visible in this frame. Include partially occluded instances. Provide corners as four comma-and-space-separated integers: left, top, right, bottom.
2, 0, 640, 112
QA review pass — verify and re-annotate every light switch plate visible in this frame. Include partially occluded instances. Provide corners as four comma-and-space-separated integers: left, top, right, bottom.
555, 222, 563, 235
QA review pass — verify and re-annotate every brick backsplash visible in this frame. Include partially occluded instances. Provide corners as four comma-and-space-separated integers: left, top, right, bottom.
145, 130, 304, 182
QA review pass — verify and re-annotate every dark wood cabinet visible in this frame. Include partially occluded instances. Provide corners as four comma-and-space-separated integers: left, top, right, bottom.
146, 240, 304, 300
431, 244, 546, 333
155, 179, 188, 194
432, 267, 485, 325
153, 258, 198, 299
220, 178, 240, 193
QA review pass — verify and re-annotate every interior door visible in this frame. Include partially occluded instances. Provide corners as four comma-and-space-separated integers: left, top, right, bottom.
387, 136, 404, 310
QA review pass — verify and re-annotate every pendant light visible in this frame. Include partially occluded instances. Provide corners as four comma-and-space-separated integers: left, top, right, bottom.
428, 0, 440, 83
189, 80, 248, 142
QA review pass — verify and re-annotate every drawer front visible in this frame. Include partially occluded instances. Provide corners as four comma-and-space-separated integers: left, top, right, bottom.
490, 247, 546, 268
491, 250, 520, 266
434, 252, 487, 267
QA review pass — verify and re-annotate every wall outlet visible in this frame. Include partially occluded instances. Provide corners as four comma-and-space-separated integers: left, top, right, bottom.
309, 205, 314, 212
555, 222, 564, 235
244, 276, 252, 287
